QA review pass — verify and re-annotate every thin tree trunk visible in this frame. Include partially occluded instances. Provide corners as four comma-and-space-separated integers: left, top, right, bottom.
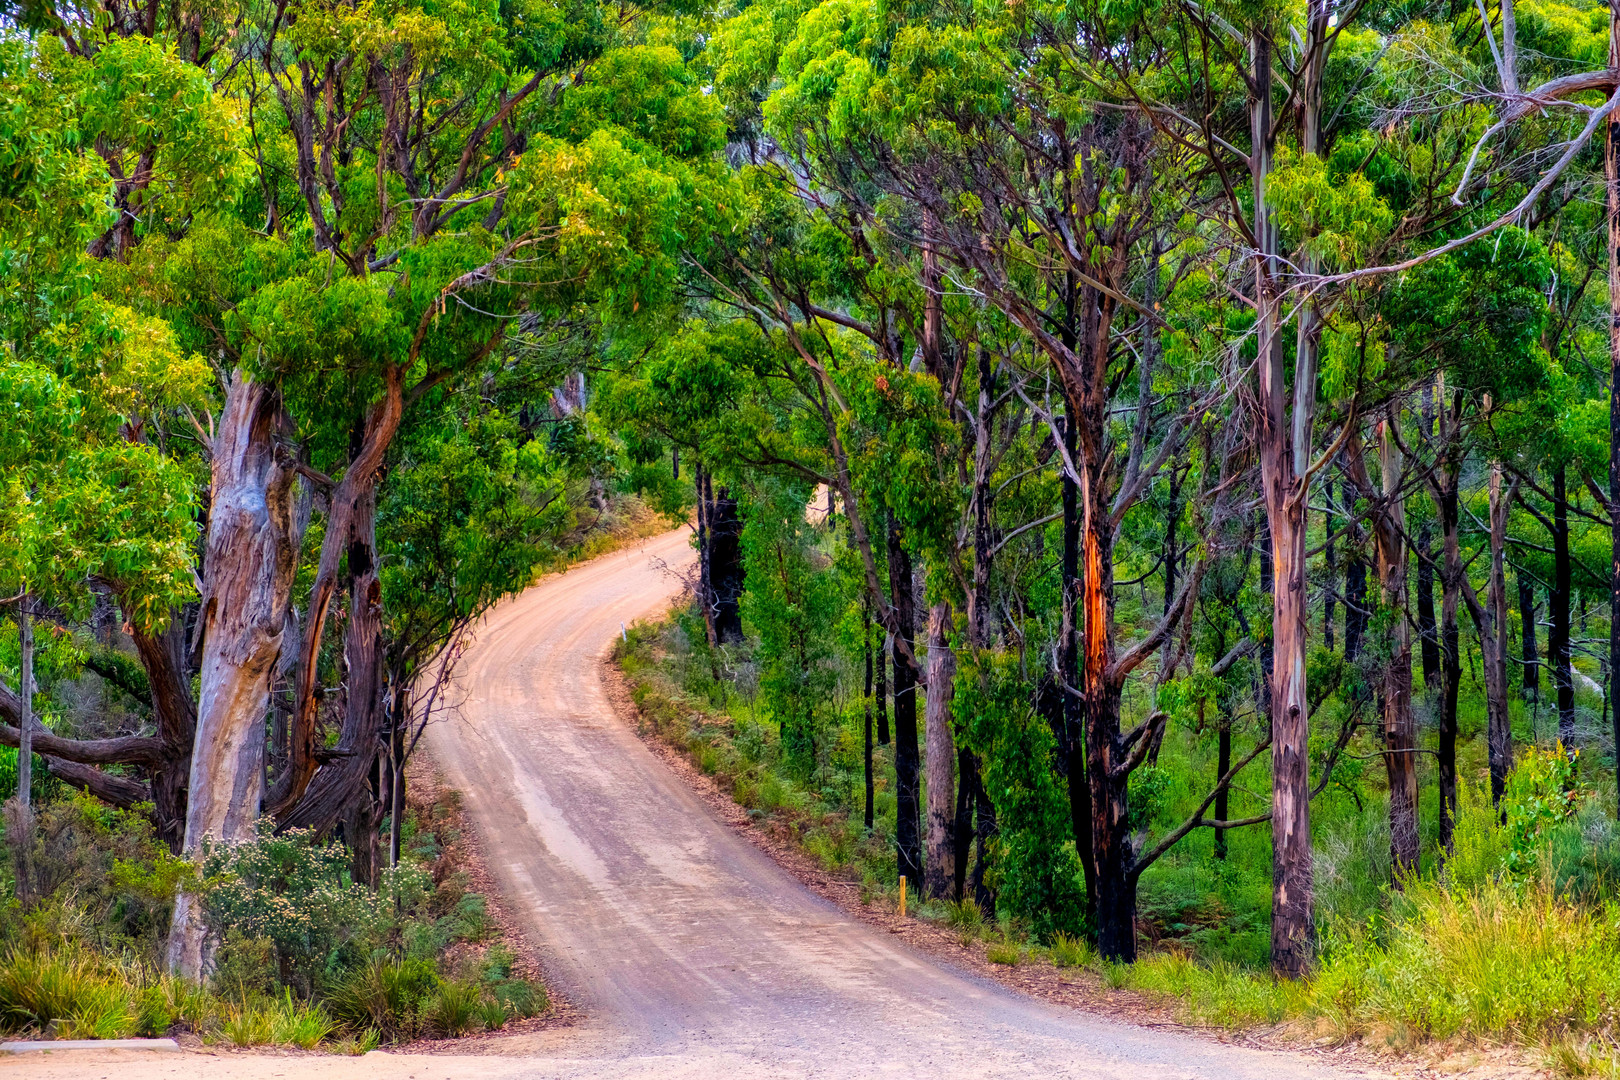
863, 607, 875, 832
15, 599, 31, 818
876, 630, 889, 746
1609, 6, 1620, 811
924, 601, 956, 900
1417, 523, 1440, 690
887, 513, 923, 891
1520, 571, 1541, 702
169, 371, 298, 978
1472, 463, 1517, 805
696, 465, 716, 647
1434, 402, 1463, 851
1324, 478, 1337, 652
1354, 420, 1419, 880
953, 747, 975, 902
1552, 467, 1575, 744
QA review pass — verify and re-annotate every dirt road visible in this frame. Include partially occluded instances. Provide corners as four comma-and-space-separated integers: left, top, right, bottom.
12, 530, 1383, 1079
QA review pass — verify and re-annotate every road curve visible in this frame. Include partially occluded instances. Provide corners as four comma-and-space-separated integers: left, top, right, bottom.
421, 528, 1372, 1080
9, 529, 1378, 1080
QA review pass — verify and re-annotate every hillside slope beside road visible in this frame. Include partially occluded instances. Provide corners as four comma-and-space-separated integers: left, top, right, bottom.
10, 529, 1382, 1080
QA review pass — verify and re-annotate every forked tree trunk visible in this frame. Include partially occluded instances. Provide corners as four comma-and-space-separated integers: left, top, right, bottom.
168, 371, 298, 977
923, 601, 956, 899
279, 486, 384, 832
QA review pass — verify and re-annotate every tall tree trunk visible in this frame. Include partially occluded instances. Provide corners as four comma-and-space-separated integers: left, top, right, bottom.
1252, 15, 1318, 975
887, 513, 923, 891
923, 601, 956, 900
1551, 467, 1575, 744
1252, 34, 1313, 971
169, 371, 298, 978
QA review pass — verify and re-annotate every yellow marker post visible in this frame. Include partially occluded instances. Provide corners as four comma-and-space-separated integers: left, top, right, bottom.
899, 874, 907, 918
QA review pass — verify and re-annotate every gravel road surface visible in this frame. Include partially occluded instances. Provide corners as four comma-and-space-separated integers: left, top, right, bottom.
10, 529, 1384, 1080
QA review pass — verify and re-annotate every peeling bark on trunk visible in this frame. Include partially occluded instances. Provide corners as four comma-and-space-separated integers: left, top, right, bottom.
168, 371, 298, 978
923, 601, 956, 900
1252, 21, 1316, 973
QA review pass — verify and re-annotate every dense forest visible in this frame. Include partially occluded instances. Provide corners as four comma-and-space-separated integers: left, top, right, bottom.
7, 0, 1620, 1059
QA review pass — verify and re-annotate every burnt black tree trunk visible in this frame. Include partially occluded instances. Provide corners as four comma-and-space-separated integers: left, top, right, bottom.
1057, 409, 1097, 909
953, 748, 977, 903
696, 465, 716, 646
887, 511, 923, 890
710, 487, 745, 645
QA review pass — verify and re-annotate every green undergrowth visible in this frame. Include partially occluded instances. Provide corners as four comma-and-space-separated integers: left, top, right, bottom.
617, 609, 901, 899
622, 609, 1620, 1073
0, 782, 546, 1049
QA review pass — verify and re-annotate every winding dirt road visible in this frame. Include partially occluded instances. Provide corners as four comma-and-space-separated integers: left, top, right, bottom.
12, 529, 1384, 1079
